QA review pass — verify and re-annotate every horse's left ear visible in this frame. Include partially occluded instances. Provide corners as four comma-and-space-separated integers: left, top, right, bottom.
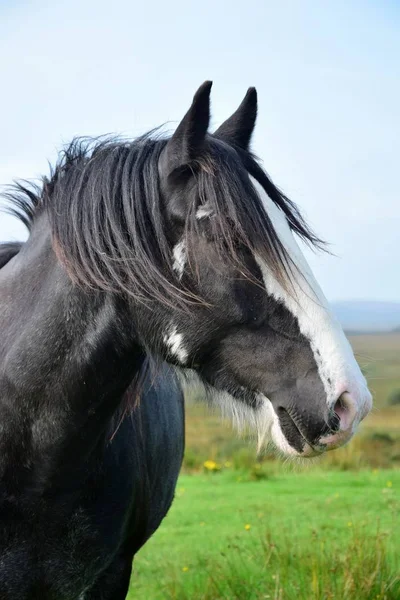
214, 87, 257, 150
163, 81, 212, 175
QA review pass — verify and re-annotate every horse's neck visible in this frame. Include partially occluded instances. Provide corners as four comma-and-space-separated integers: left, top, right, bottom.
0, 221, 144, 488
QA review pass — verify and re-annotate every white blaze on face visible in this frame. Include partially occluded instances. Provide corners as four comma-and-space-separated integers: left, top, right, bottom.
251, 177, 372, 423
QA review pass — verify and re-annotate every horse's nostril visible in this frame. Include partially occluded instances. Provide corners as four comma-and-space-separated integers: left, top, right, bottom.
329, 409, 341, 433
333, 393, 357, 432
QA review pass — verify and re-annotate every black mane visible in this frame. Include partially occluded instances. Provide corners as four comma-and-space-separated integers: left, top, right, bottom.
2, 133, 323, 307
3, 181, 41, 232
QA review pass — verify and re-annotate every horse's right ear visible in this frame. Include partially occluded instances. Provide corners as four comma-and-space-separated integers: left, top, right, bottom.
214, 87, 257, 151
163, 81, 212, 176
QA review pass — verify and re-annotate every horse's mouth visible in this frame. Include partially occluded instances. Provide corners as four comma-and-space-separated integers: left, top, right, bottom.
276, 407, 327, 457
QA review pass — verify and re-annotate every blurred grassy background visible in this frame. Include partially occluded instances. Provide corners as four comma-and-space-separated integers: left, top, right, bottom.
129, 333, 400, 599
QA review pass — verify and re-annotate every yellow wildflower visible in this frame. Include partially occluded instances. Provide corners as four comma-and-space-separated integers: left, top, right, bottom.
203, 460, 220, 471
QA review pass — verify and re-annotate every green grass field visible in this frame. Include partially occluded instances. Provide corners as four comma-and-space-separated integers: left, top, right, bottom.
128, 334, 400, 599
130, 470, 399, 599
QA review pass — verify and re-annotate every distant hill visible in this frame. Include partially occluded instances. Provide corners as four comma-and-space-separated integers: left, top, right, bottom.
332, 301, 400, 333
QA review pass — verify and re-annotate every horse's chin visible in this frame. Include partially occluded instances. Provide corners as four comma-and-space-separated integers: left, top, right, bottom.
271, 437, 326, 459
271, 427, 354, 459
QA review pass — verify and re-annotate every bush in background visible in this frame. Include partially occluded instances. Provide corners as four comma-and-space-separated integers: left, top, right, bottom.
388, 389, 400, 405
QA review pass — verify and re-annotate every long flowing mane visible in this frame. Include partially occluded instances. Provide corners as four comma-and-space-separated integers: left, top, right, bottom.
2, 133, 323, 307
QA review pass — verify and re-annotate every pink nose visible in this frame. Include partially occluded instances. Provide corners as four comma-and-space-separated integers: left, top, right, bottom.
321, 390, 372, 450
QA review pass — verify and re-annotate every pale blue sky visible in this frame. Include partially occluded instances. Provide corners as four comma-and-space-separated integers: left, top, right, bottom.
0, 0, 399, 301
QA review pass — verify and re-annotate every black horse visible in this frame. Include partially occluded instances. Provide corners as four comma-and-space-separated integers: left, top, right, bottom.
0, 83, 371, 599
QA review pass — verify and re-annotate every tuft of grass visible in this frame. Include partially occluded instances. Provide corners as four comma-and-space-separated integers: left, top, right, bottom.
158, 527, 399, 600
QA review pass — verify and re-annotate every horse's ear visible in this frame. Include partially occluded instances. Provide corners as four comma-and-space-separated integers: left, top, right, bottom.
214, 87, 257, 150
163, 81, 212, 175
